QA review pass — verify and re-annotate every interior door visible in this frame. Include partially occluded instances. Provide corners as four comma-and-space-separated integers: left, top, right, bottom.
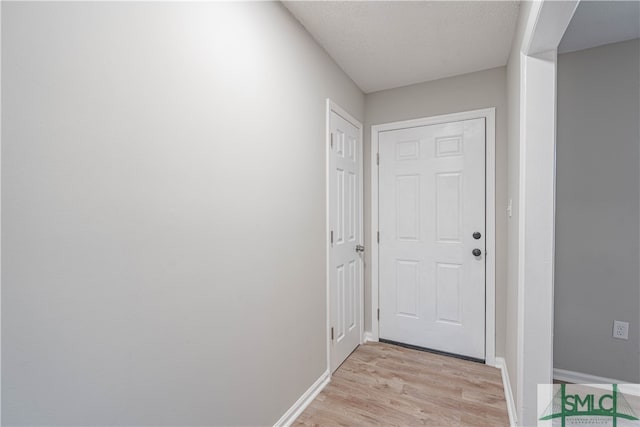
329, 109, 362, 372
378, 118, 486, 360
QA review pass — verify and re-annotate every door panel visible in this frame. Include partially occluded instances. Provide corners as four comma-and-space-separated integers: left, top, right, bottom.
378, 118, 485, 360
329, 110, 362, 372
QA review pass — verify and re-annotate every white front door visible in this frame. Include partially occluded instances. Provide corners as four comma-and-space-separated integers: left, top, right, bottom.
378, 118, 486, 360
329, 109, 362, 372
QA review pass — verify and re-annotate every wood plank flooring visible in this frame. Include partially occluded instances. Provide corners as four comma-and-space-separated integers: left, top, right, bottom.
294, 342, 509, 426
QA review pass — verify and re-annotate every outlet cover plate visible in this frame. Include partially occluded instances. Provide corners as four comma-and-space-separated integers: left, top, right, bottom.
613, 320, 629, 340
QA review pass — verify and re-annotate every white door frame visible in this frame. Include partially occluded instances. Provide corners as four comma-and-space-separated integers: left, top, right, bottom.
514, 2, 579, 424
325, 99, 364, 376
369, 107, 496, 367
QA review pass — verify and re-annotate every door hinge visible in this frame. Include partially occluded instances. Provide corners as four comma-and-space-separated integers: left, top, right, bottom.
330, 230, 334, 245
330, 133, 334, 148
377, 231, 380, 243
376, 153, 379, 165
331, 327, 334, 340
377, 308, 380, 321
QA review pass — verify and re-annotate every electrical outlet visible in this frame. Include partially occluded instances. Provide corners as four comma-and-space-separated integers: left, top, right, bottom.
613, 320, 629, 340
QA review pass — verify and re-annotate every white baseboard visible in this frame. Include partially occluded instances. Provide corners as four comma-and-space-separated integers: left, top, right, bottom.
363, 331, 377, 343
553, 368, 640, 396
274, 369, 330, 427
553, 368, 626, 385
495, 357, 518, 427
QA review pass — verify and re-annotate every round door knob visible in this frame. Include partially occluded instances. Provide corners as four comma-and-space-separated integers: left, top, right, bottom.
473, 232, 481, 240
472, 248, 482, 257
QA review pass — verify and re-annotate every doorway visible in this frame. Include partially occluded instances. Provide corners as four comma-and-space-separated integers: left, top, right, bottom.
370, 108, 496, 364
326, 100, 364, 373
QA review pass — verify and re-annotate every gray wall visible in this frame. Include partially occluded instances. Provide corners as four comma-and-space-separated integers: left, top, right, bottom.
1, 2, 364, 425
554, 39, 640, 382
363, 67, 508, 358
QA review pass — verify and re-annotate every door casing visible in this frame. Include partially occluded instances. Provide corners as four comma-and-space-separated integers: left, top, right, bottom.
369, 107, 496, 367
326, 99, 364, 376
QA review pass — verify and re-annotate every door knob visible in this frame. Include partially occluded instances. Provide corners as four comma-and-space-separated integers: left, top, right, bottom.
472, 248, 482, 257
356, 245, 365, 253
473, 232, 481, 240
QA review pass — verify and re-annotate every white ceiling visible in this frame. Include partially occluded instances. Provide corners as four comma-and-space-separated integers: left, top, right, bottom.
559, 0, 640, 54
283, 1, 520, 94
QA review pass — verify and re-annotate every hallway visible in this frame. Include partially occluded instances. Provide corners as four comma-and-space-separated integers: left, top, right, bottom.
294, 342, 509, 426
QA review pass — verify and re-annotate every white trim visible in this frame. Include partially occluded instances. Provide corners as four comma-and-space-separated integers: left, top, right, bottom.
273, 369, 330, 427
553, 368, 628, 386
0, 0, 3, 422
516, 50, 527, 423
512, 2, 580, 424
326, 99, 364, 376
325, 100, 332, 376
485, 109, 497, 367
520, 0, 544, 57
553, 369, 640, 398
0, 0, 3, 421
514, 0, 579, 419
496, 357, 518, 427
524, 1, 580, 56
369, 107, 497, 366
363, 332, 377, 343
370, 127, 380, 340
519, 49, 559, 426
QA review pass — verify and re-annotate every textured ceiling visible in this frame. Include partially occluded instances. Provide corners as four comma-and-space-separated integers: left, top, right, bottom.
559, 0, 640, 54
283, 1, 520, 93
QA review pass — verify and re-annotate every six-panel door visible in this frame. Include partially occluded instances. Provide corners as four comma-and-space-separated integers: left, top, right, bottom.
329, 111, 362, 372
378, 118, 486, 360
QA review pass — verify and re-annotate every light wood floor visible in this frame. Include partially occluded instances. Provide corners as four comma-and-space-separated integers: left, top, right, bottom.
294, 342, 509, 426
